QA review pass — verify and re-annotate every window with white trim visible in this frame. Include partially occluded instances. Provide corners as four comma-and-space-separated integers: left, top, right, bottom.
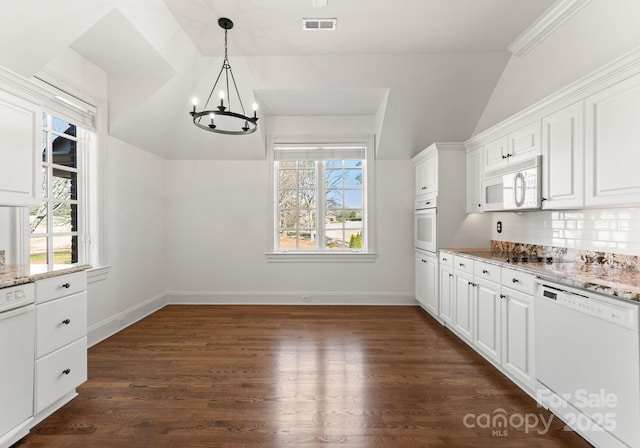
29, 112, 92, 266
272, 142, 373, 254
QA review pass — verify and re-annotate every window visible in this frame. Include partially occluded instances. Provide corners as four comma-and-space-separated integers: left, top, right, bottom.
29, 112, 91, 266
270, 140, 375, 260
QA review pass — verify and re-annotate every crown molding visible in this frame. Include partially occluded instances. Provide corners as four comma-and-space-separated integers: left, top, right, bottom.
508, 0, 591, 58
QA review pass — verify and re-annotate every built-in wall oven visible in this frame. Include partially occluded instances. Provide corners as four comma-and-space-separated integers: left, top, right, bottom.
415, 197, 436, 253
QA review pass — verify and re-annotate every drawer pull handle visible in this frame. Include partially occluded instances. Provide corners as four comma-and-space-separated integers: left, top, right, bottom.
512, 278, 519, 283
500, 294, 506, 299
62, 283, 71, 288
62, 319, 71, 325
449, 273, 453, 278
421, 186, 427, 190
62, 369, 71, 375
442, 258, 447, 262
421, 259, 427, 263
482, 269, 489, 274
459, 263, 465, 268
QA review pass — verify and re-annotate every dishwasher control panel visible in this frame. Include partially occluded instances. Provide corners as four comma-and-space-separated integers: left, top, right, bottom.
539, 283, 639, 331
0, 282, 35, 313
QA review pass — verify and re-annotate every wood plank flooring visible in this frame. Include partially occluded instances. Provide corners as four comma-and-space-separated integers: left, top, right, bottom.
16, 306, 592, 447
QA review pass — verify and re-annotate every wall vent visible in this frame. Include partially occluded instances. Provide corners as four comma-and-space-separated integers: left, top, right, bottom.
302, 18, 337, 31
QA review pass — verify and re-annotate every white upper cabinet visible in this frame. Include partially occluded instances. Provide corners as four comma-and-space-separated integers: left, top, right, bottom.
466, 148, 482, 213
585, 73, 640, 207
483, 122, 541, 172
542, 101, 585, 209
0, 89, 41, 206
415, 150, 438, 197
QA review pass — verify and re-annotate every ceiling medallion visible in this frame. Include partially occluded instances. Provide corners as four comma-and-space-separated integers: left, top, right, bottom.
189, 17, 258, 135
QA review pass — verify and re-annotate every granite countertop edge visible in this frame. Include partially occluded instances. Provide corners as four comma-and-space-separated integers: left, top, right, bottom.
440, 248, 640, 303
0, 264, 92, 289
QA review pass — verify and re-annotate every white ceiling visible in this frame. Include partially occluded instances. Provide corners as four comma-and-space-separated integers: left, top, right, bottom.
0, 0, 557, 160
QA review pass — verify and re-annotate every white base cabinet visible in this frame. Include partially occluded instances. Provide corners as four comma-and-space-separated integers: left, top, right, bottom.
415, 250, 438, 319
439, 253, 536, 393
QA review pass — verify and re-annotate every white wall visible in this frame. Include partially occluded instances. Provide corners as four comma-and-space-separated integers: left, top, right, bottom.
87, 137, 166, 343
474, 0, 640, 135
165, 159, 414, 303
492, 207, 640, 256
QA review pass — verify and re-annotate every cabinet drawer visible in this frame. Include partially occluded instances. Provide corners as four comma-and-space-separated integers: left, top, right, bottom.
36, 272, 86, 303
36, 292, 87, 358
439, 251, 454, 267
35, 337, 87, 413
453, 256, 474, 274
502, 268, 536, 295
474, 261, 501, 283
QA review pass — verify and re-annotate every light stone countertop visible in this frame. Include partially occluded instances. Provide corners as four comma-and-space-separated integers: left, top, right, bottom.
441, 248, 640, 303
0, 264, 92, 288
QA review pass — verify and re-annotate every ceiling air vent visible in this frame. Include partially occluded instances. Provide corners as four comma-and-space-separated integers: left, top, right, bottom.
303, 18, 337, 31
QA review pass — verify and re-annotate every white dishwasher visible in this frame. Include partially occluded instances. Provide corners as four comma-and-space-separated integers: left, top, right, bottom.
0, 283, 35, 448
535, 281, 640, 448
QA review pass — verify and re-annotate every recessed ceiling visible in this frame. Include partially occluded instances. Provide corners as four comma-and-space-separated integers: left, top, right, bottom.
162, 0, 556, 57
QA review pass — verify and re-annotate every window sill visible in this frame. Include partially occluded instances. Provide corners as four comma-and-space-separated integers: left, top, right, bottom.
265, 252, 377, 263
87, 265, 111, 283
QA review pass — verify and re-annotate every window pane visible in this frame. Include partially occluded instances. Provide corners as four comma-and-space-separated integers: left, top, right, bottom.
279, 210, 297, 229
41, 131, 48, 162
325, 220, 345, 249
344, 160, 362, 168
53, 203, 78, 233
344, 168, 363, 187
51, 135, 77, 168
52, 170, 77, 200
343, 209, 363, 223
299, 161, 315, 168
298, 169, 315, 189
278, 190, 297, 209
41, 167, 48, 199
52, 116, 76, 137
324, 169, 343, 189
297, 230, 316, 249
325, 189, 342, 209
298, 189, 316, 208
325, 160, 342, 168
344, 190, 363, 208
298, 210, 316, 229
29, 205, 48, 234
279, 169, 297, 189
53, 235, 78, 264
30, 237, 48, 264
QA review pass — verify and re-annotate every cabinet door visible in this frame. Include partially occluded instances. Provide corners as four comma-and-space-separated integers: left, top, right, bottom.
474, 279, 501, 364
423, 154, 438, 194
0, 90, 41, 206
483, 136, 508, 171
439, 266, 454, 325
466, 149, 482, 213
415, 252, 438, 318
501, 288, 535, 391
586, 73, 640, 207
415, 162, 426, 196
508, 121, 541, 163
542, 102, 584, 209
453, 272, 474, 342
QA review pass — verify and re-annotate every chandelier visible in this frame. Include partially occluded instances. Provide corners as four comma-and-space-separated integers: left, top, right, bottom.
190, 17, 258, 135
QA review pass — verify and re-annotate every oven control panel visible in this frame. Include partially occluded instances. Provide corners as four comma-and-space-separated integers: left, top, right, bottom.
0, 282, 35, 313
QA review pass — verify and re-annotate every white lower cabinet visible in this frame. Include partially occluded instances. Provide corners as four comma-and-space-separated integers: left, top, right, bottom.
501, 287, 535, 390
33, 272, 88, 419
474, 277, 501, 364
415, 250, 438, 319
439, 255, 536, 394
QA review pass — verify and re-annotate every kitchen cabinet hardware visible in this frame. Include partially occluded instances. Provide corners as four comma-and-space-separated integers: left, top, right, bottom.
500, 294, 506, 299
62, 283, 70, 289
442, 257, 447, 262
62, 319, 71, 325
421, 259, 427, 263
512, 278, 519, 283
421, 186, 427, 190
482, 269, 489, 274
459, 263, 465, 268
62, 369, 71, 375
541, 197, 547, 201
449, 273, 453, 278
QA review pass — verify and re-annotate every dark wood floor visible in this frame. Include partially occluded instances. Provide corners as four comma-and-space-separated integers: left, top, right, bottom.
16, 306, 592, 447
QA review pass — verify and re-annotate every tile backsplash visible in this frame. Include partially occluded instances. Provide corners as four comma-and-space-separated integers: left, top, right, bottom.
492, 207, 640, 257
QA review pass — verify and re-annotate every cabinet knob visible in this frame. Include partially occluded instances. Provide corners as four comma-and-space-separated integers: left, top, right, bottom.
500, 294, 506, 299
62, 283, 71, 289
62, 319, 71, 325
541, 197, 547, 201
62, 369, 71, 375
425, 201, 431, 205
421, 259, 427, 263
421, 186, 427, 190
482, 269, 489, 274
478, 203, 481, 208
502, 155, 507, 159
449, 273, 453, 278
512, 278, 519, 283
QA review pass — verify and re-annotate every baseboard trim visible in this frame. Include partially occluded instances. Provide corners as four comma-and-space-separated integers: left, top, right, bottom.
166, 291, 417, 306
87, 292, 167, 347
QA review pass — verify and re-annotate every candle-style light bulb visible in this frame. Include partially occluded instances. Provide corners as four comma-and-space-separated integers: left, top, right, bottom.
252, 102, 258, 119
208, 113, 216, 129
219, 91, 225, 110
191, 97, 198, 114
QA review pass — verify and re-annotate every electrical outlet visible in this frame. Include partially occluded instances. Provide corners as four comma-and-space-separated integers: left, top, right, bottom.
303, 295, 311, 303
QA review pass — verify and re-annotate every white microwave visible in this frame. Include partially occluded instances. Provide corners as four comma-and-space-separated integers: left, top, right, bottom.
483, 156, 542, 211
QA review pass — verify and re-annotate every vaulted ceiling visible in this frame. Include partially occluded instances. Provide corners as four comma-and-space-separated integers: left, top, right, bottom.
0, 0, 555, 159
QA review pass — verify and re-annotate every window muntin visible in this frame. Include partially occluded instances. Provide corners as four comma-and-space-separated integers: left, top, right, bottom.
274, 143, 367, 252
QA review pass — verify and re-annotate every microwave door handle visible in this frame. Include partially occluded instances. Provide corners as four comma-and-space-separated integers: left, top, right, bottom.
514, 172, 525, 207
